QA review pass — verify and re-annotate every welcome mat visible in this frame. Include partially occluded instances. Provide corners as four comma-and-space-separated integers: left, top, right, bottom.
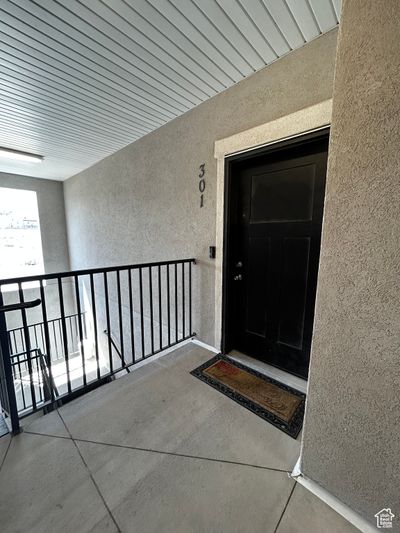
190, 355, 305, 439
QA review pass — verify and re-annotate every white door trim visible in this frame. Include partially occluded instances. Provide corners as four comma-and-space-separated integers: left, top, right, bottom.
213, 99, 332, 349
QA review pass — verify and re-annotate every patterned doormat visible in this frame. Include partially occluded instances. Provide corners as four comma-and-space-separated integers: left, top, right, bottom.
190, 355, 305, 439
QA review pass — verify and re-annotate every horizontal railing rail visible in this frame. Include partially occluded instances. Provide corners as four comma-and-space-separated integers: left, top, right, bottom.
0, 299, 42, 312
0, 259, 196, 285
0, 258, 196, 433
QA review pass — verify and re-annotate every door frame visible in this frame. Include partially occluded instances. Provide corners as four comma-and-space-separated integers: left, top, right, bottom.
221, 128, 330, 356
213, 100, 333, 354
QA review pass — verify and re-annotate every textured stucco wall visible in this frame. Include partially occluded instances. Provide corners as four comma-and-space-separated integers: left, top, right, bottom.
64, 29, 338, 345
301, 1, 400, 528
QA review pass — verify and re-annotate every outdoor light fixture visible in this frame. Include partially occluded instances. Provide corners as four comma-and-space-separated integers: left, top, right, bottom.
0, 147, 44, 163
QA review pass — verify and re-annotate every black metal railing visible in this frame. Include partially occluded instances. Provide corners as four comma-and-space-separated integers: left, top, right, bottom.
104, 329, 131, 373
0, 258, 196, 433
10, 348, 58, 414
8, 312, 86, 361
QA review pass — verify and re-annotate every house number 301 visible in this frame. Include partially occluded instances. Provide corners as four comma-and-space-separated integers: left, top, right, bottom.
199, 163, 205, 208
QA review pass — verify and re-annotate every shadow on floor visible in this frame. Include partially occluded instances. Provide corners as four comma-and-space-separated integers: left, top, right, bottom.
0, 342, 358, 533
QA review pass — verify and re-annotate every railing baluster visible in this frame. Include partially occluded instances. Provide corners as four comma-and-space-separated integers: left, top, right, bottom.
103, 272, 113, 373
182, 263, 185, 339
40, 280, 54, 403
74, 275, 87, 387
69, 316, 74, 352
158, 265, 162, 351
20, 328, 25, 353
35, 353, 43, 403
116, 271, 125, 368
0, 289, 20, 433
128, 269, 135, 364
58, 278, 71, 394
33, 325, 39, 352
167, 264, 171, 346
83, 312, 87, 339
15, 354, 21, 411
18, 282, 36, 411
53, 322, 57, 360
149, 267, 154, 355
189, 261, 192, 336
16, 352, 26, 410
89, 273, 100, 380
12, 330, 17, 354
40, 323, 45, 355
139, 267, 145, 358
58, 320, 63, 360
75, 316, 79, 352
52, 321, 58, 360
175, 263, 178, 343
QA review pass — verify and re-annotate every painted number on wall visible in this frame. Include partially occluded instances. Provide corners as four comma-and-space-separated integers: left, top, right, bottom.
199, 163, 205, 208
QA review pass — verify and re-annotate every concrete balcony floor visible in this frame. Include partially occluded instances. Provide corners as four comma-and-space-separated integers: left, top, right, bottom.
0, 343, 357, 533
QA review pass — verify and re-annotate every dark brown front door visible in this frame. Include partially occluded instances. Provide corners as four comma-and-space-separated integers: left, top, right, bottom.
223, 133, 328, 379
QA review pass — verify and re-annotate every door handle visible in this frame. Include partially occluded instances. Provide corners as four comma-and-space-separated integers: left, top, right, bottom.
0, 298, 41, 313
233, 274, 243, 281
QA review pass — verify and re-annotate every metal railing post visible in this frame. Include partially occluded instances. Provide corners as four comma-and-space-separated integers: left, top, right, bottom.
0, 292, 20, 434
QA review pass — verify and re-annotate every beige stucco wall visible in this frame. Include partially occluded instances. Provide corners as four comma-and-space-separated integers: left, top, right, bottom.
64, 29, 338, 345
301, 1, 400, 528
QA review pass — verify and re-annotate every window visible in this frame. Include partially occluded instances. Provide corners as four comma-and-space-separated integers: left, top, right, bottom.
0, 188, 45, 285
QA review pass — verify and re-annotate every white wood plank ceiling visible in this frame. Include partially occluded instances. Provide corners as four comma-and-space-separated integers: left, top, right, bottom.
0, 0, 341, 180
